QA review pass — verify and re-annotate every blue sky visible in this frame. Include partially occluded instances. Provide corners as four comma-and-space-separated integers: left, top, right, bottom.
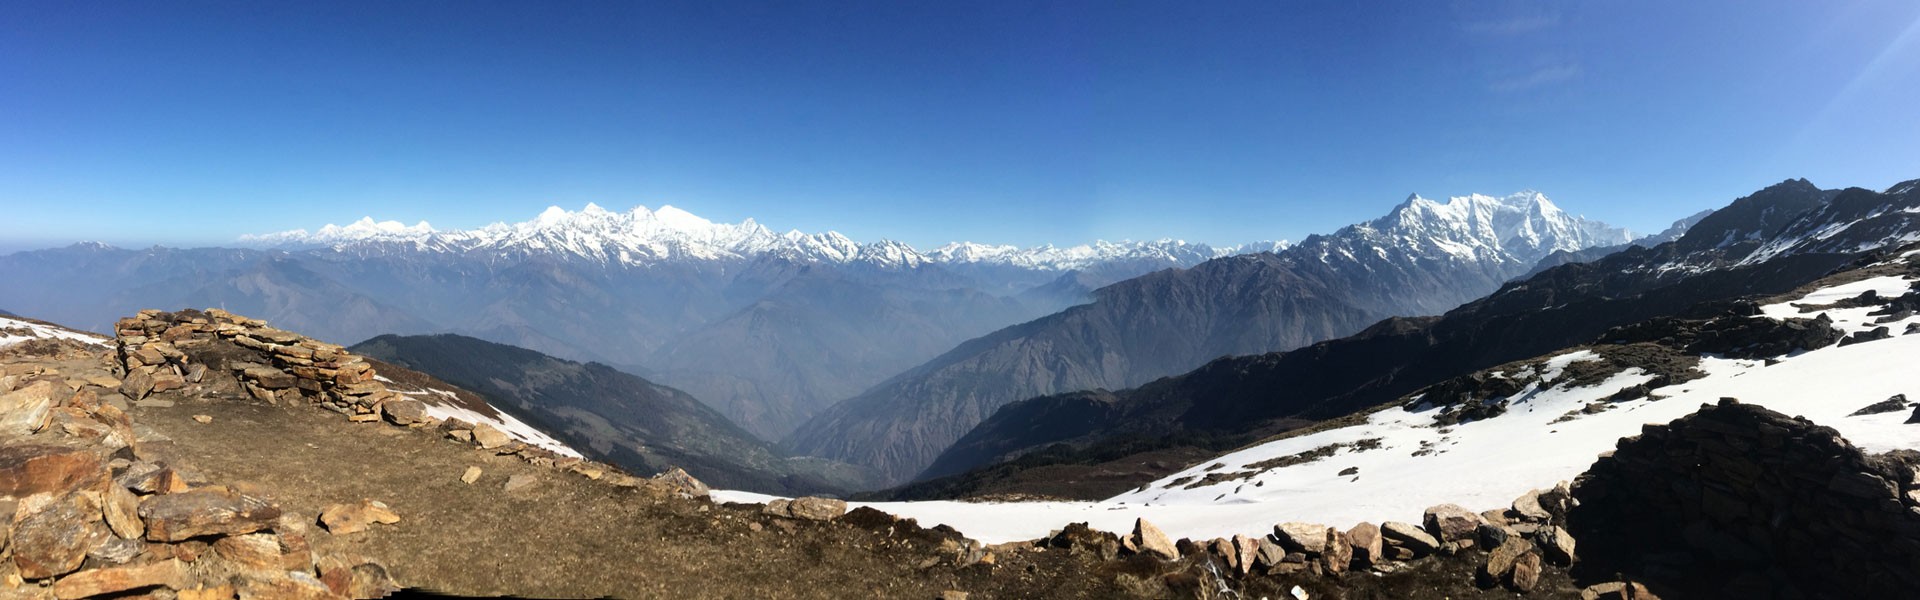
3, 1, 1918, 252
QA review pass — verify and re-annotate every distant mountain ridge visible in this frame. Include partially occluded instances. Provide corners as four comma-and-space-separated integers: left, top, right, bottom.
241, 203, 1289, 273
2, 204, 1287, 442
786, 190, 1635, 484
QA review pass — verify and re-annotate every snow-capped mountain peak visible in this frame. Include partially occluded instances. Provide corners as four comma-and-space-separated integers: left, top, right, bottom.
1357, 190, 1632, 265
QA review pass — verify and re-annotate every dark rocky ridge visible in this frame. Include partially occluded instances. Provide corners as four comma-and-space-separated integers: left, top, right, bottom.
1570, 398, 1920, 599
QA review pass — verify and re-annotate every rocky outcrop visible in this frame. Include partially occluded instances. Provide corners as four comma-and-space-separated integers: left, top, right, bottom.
1570, 398, 1920, 598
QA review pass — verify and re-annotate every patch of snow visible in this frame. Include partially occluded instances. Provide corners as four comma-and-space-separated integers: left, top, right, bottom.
0, 315, 109, 349
408, 394, 583, 458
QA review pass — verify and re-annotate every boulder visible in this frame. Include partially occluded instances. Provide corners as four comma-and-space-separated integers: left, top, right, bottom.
10, 491, 108, 579
1423, 503, 1483, 542
1232, 534, 1259, 575
1273, 521, 1330, 554
118, 370, 155, 400
1128, 518, 1177, 560
214, 533, 287, 571
1346, 522, 1384, 567
99, 484, 145, 540
1536, 525, 1577, 566
1512, 488, 1552, 522
1381, 521, 1441, 557
1254, 536, 1287, 569
1479, 536, 1534, 588
1511, 552, 1542, 592
652, 467, 710, 497
318, 499, 400, 535
763, 499, 792, 518
380, 398, 429, 426
788, 497, 847, 521
140, 489, 282, 541
0, 444, 106, 497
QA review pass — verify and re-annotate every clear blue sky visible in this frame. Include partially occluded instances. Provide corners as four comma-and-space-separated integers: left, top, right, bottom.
4, 1, 1919, 252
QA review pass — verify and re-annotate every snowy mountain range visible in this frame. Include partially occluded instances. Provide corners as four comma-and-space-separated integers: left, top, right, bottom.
241, 203, 1288, 273
787, 190, 1635, 484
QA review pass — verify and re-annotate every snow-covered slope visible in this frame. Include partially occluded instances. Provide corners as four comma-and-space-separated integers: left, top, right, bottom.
243, 203, 1286, 272
718, 257, 1920, 544
0, 314, 109, 349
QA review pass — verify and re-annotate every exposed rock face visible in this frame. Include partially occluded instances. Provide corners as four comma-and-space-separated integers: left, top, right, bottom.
1570, 398, 1920, 597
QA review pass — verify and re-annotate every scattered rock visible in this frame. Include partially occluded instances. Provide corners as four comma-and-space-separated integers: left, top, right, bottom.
192, 414, 214, 424
460, 466, 482, 484
787, 496, 848, 521
1849, 394, 1909, 417
140, 488, 282, 542
503, 473, 539, 493
380, 398, 429, 425
1579, 581, 1659, 600
938, 591, 969, 600
1127, 517, 1177, 560
318, 499, 400, 535
469, 423, 511, 449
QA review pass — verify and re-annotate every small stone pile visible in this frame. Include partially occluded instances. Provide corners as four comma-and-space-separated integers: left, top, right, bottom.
2, 357, 391, 598
1570, 397, 1920, 599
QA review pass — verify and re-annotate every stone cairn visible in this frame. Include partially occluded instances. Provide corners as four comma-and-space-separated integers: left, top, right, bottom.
113, 309, 385, 417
